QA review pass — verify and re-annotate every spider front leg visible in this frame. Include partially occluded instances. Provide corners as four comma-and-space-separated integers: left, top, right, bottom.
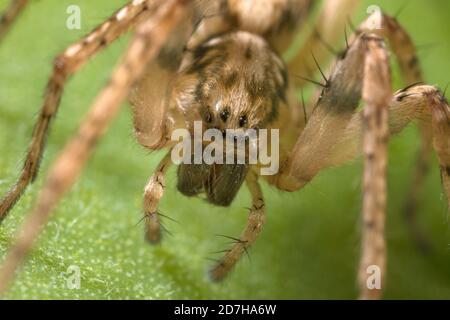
402, 86, 450, 210
129, 4, 202, 242
0, 0, 192, 294
210, 171, 265, 281
270, 33, 392, 299
143, 152, 172, 243
342, 84, 450, 202
0, 0, 150, 221
273, 30, 449, 299
272, 34, 372, 192
0, 0, 28, 43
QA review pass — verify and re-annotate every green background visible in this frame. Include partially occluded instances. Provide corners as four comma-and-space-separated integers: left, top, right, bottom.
0, 0, 449, 299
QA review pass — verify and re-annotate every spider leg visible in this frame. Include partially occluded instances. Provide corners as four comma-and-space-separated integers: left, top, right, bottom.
281, 90, 447, 203
286, 0, 361, 125
342, 84, 450, 299
367, 13, 431, 252
0, 0, 192, 294
313, 11, 433, 252
431, 94, 450, 210
210, 171, 265, 281
271, 33, 373, 191
129, 0, 204, 150
0, 0, 150, 222
287, 0, 361, 87
128, 4, 202, 243
270, 33, 392, 299
394, 85, 450, 211
294, 11, 433, 250
0, 0, 28, 43
272, 32, 448, 299
143, 152, 172, 243
358, 36, 391, 300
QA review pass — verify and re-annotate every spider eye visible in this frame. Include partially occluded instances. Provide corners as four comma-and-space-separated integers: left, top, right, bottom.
239, 115, 248, 127
220, 108, 230, 122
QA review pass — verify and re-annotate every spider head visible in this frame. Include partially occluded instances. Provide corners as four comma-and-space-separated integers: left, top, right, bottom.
176, 31, 288, 137
174, 32, 287, 205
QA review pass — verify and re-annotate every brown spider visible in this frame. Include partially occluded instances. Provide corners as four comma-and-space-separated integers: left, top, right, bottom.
0, 0, 449, 300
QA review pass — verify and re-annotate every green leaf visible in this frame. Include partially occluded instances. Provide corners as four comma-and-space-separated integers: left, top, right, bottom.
0, 0, 449, 299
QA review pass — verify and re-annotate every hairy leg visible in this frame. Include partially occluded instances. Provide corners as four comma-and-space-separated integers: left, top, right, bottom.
0, 0, 151, 221
274, 84, 448, 299
0, 0, 28, 43
0, 0, 192, 294
409, 86, 450, 210
129, 0, 202, 150
143, 152, 172, 243
210, 171, 265, 281
382, 14, 431, 250
357, 13, 432, 250
271, 33, 371, 192
293, 84, 447, 185
346, 12, 431, 249
271, 33, 392, 298
274, 28, 449, 297
358, 36, 391, 300
347, 87, 450, 288
292, 11, 434, 251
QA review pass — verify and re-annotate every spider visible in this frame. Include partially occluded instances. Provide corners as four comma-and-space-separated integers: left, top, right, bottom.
0, 0, 449, 300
